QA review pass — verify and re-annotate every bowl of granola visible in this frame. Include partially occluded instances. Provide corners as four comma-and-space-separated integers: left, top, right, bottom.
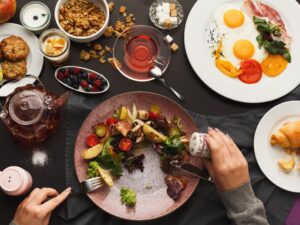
55, 0, 109, 43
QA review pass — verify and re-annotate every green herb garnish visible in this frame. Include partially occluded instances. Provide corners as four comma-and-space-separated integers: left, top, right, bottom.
253, 16, 291, 62
120, 187, 136, 207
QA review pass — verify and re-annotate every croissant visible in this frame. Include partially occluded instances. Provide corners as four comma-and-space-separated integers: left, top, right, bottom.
270, 121, 300, 148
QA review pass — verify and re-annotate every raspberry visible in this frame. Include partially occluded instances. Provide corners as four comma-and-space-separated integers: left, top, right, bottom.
93, 79, 101, 87
80, 80, 88, 88
86, 134, 99, 147
57, 72, 64, 80
92, 86, 99, 92
73, 67, 81, 75
64, 70, 70, 78
89, 73, 97, 80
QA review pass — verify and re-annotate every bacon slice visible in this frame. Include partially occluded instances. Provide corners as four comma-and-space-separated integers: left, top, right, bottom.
241, 0, 263, 18
241, 0, 292, 48
258, 2, 286, 31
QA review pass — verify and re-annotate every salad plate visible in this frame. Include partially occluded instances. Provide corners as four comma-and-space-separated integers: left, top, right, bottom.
74, 92, 200, 220
184, 0, 300, 103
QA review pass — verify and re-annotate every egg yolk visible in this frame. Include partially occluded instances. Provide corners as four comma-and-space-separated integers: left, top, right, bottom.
233, 40, 255, 60
224, 9, 245, 28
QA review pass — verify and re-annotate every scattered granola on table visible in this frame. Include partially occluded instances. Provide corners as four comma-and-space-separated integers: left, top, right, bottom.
59, 0, 106, 36
108, 2, 115, 13
119, 6, 127, 14
104, 26, 115, 37
80, 49, 90, 61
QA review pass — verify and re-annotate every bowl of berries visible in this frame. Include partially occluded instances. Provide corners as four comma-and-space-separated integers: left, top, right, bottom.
55, 66, 110, 94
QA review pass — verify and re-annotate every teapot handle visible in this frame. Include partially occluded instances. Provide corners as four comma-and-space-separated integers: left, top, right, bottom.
0, 75, 45, 113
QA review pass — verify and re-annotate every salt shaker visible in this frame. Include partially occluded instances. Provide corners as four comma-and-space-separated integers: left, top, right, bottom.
189, 132, 211, 158
0, 166, 32, 196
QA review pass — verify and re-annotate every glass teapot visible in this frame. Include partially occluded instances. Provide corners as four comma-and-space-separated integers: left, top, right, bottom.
0, 75, 70, 143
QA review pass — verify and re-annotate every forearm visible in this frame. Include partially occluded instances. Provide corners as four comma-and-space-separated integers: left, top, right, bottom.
219, 182, 269, 225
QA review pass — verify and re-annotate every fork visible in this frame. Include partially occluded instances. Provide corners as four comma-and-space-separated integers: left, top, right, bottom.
80, 177, 103, 193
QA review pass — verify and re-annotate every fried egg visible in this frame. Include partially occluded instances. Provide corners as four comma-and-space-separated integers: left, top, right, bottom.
222, 36, 268, 68
214, 4, 251, 37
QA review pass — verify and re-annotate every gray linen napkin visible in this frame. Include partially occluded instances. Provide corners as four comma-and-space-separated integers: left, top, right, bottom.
59, 87, 300, 225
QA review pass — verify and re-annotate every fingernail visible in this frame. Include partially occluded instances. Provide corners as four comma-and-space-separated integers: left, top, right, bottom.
208, 127, 213, 132
215, 128, 220, 132
64, 187, 72, 193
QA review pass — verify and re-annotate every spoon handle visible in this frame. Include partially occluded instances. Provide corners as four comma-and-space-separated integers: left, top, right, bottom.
159, 78, 185, 102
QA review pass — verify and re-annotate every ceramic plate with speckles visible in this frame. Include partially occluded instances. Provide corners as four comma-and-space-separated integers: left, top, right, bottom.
74, 92, 201, 220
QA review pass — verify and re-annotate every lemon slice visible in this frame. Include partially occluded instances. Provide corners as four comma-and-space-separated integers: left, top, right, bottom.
0, 69, 3, 82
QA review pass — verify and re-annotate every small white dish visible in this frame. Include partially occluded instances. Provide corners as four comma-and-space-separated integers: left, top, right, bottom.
54, 66, 110, 95
149, 0, 184, 30
54, 0, 109, 43
254, 101, 300, 193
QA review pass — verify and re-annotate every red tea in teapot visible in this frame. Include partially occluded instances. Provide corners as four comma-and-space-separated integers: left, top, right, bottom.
0, 79, 69, 143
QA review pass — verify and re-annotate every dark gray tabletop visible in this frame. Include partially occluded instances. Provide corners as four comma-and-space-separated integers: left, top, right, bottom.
0, 0, 288, 224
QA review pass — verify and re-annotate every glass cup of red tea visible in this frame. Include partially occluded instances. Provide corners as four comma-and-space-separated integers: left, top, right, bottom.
113, 25, 171, 82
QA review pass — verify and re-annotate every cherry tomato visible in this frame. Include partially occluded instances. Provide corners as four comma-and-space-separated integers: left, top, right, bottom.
106, 117, 118, 126
149, 111, 159, 120
119, 138, 133, 152
86, 134, 99, 147
238, 60, 262, 84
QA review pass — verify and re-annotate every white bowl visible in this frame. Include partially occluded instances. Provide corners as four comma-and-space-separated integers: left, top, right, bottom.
54, 0, 109, 43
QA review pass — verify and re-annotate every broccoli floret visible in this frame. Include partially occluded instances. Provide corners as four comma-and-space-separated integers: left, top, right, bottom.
120, 187, 136, 207
87, 161, 99, 178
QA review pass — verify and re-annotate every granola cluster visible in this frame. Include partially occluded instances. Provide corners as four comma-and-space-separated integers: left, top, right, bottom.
59, 0, 106, 36
80, 43, 112, 64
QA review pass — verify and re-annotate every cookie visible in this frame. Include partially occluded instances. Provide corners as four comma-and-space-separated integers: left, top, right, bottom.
1, 60, 27, 80
0, 35, 29, 61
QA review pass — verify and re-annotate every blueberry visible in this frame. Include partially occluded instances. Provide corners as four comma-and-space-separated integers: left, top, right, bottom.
100, 85, 105, 90
73, 77, 79, 84
85, 86, 92, 92
63, 78, 68, 84
102, 80, 107, 86
77, 73, 82, 79
87, 78, 93, 84
60, 68, 65, 73
66, 78, 72, 87
72, 83, 79, 89
82, 72, 88, 79
78, 78, 83, 83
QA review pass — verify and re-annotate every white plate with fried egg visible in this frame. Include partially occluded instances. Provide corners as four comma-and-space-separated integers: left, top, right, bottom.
185, 0, 300, 103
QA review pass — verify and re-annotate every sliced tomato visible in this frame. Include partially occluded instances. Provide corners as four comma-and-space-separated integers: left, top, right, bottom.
149, 111, 159, 120
106, 117, 118, 126
238, 60, 262, 84
119, 138, 133, 152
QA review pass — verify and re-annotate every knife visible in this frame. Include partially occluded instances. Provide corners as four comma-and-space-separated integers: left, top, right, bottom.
170, 160, 214, 183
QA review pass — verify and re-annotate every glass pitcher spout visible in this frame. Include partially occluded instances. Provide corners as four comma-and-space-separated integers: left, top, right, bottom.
45, 91, 71, 110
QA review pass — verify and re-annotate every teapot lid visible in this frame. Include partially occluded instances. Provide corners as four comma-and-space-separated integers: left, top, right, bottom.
8, 90, 44, 125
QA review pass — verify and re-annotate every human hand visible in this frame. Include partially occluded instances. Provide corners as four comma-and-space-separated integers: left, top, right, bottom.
204, 128, 249, 191
13, 187, 71, 225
